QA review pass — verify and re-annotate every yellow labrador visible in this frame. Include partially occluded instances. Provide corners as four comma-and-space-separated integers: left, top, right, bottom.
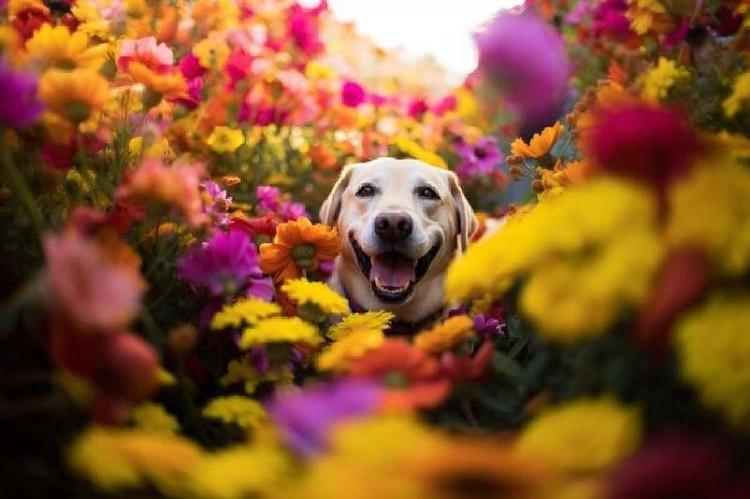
320, 158, 477, 325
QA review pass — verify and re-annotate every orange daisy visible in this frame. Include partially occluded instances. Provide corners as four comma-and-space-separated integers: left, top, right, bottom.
510, 121, 564, 159
350, 339, 452, 411
414, 315, 475, 354
259, 217, 340, 282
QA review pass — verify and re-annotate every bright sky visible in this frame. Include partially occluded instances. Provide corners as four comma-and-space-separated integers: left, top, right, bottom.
321, 0, 524, 78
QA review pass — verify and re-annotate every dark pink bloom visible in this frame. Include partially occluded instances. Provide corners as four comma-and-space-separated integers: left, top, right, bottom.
256, 185, 281, 214
176, 230, 268, 298
593, 0, 631, 39
225, 48, 252, 88
341, 80, 365, 107
179, 53, 206, 79
432, 94, 457, 116
454, 136, 503, 181
280, 201, 308, 221
475, 10, 571, 132
288, 3, 324, 57
408, 98, 428, 118
0, 61, 44, 128
268, 379, 382, 458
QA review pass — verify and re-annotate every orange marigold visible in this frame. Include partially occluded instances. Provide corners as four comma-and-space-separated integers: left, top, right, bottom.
510, 121, 564, 159
414, 315, 475, 354
259, 217, 340, 282
350, 339, 452, 411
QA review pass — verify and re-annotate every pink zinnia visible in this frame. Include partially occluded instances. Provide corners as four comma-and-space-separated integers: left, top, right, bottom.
44, 231, 144, 334
341, 80, 365, 107
118, 36, 174, 72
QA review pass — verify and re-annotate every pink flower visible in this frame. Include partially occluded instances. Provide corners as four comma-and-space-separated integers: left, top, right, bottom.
179, 53, 206, 79
44, 231, 144, 334
256, 185, 281, 214
341, 80, 365, 107
118, 36, 174, 72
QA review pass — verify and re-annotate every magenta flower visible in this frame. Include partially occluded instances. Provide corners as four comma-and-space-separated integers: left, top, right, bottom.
454, 136, 503, 181
0, 61, 44, 128
593, 0, 631, 39
268, 379, 382, 458
200, 180, 232, 226
280, 201, 308, 221
256, 185, 281, 214
288, 3, 325, 56
341, 80, 365, 107
179, 53, 206, 79
475, 10, 571, 132
176, 230, 268, 298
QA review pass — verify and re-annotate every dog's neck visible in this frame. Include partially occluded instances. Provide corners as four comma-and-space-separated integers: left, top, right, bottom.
330, 256, 447, 327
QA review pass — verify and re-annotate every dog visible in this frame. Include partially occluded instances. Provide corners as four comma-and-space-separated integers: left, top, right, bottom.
320, 157, 477, 327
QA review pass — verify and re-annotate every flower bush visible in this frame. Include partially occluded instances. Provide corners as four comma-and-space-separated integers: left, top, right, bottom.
2, 0, 750, 497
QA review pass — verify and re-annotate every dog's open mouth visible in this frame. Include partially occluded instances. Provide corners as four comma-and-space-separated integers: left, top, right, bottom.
349, 234, 441, 304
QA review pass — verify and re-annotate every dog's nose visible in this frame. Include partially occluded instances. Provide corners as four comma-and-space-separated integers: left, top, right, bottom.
374, 212, 413, 242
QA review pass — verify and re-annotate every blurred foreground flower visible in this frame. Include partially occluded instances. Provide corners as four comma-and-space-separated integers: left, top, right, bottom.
0, 60, 44, 127
475, 10, 571, 132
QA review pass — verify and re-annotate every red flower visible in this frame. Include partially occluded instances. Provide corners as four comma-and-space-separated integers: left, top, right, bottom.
439, 340, 495, 383
230, 213, 278, 245
350, 339, 452, 411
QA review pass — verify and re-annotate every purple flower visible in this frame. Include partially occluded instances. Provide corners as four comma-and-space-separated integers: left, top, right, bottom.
256, 185, 281, 214
454, 136, 503, 181
0, 61, 44, 128
268, 379, 382, 457
341, 80, 365, 107
280, 200, 308, 221
200, 180, 232, 226
176, 230, 266, 297
473, 314, 503, 338
475, 10, 571, 132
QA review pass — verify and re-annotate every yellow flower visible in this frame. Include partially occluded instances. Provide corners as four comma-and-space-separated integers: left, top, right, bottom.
193, 37, 231, 69
515, 397, 641, 474
38, 68, 110, 123
327, 310, 394, 340
317, 328, 385, 372
640, 57, 689, 102
207, 126, 245, 153
130, 402, 180, 435
25, 24, 107, 70
667, 163, 750, 277
202, 396, 268, 430
281, 278, 350, 315
187, 445, 290, 499
220, 357, 294, 394
675, 294, 750, 429
71, 1, 111, 40
305, 60, 335, 80
510, 121, 564, 159
128, 61, 187, 98
627, 0, 670, 35
414, 315, 475, 354
724, 72, 750, 117
240, 316, 321, 348
446, 178, 662, 343
210, 298, 281, 330
67, 426, 203, 494
393, 135, 448, 168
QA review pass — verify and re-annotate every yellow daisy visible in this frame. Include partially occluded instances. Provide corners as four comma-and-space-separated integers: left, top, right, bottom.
130, 403, 180, 435
220, 358, 294, 394
202, 396, 268, 430
281, 278, 350, 315
25, 24, 107, 71
210, 298, 282, 330
327, 310, 394, 340
723, 72, 750, 118
38, 68, 110, 123
240, 316, 321, 349
317, 328, 385, 372
414, 315, 475, 354
640, 57, 689, 102
207, 126, 245, 153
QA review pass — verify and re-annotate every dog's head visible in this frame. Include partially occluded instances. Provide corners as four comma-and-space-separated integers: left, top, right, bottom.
320, 158, 477, 318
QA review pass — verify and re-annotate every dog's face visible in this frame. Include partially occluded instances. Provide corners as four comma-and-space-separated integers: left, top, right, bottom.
320, 158, 477, 320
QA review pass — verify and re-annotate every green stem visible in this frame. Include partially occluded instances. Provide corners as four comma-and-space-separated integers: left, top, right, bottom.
0, 145, 45, 242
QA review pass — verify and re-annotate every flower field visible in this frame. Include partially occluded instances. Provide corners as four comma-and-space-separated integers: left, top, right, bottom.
2, 0, 750, 497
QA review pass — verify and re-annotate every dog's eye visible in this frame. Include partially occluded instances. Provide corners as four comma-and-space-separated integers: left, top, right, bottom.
355, 184, 376, 197
416, 186, 440, 200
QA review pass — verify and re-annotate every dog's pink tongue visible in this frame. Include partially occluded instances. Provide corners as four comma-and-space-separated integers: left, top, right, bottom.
370, 254, 415, 288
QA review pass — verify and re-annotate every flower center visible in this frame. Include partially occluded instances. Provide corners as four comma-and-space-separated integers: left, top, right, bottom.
474, 147, 487, 159
65, 101, 91, 123
383, 371, 409, 388
292, 243, 316, 269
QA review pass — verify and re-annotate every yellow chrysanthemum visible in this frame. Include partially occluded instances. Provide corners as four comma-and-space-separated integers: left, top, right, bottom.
640, 57, 689, 102
317, 328, 385, 372
627, 0, 670, 35
210, 298, 281, 330
67, 426, 203, 494
130, 402, 180, 435
414, 315, 475, 354
675, 294, 750, 429
281, 278, 350, 315
327, 310, 394, 340
515, 397, 641, 474
240, 316, 321, 348
393, 135, 447, 168
38, 68, 110, 123
510, 121, 564, 159
202, 396, 268, 430
187, 445, 290, 499
207, 126, 245, 153
25, 24, 107, 71
446, 178, 662, 343
193, 37, 231, 69
724, 72, 750, 118
667, 163, 750, 277
220, 358, 294, 394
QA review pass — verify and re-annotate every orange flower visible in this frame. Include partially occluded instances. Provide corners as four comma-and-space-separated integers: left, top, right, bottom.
510, 121, 564, 158
128, 61, 187, 99
350, 339, 452, 411
259, 217, 340, 281
414, 315, 475, 354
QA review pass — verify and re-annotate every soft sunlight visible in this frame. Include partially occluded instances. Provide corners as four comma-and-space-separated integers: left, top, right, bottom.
325, 0, 524, 77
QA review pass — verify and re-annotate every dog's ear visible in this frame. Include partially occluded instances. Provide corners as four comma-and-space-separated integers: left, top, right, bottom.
447, 171, 478, 253
319, 164, 354, 226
